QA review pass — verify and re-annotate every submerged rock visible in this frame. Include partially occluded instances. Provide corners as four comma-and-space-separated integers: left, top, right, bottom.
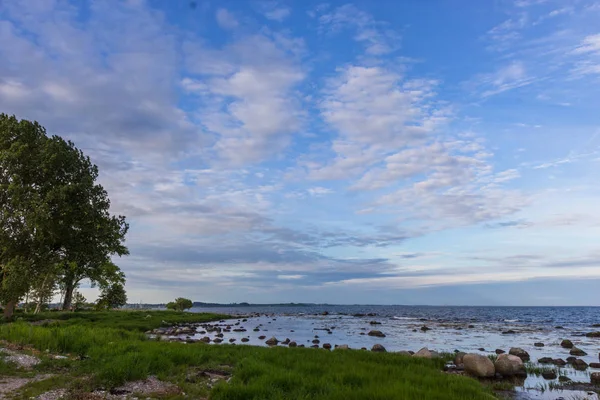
573, 359, 588, 370
494, 354, 526, 377
265, 337, 279, 346
541, 370, 557, 380
570, 347, 587, 356
367, 330, 386, 337
560, 339, 574, 349
508, 347, 530, 362
463, 354, 495, 378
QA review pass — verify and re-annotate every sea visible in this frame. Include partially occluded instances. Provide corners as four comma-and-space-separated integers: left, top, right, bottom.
185, 305, 600, 399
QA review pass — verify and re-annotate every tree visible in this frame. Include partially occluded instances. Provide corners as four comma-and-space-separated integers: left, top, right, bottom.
73, 291, 87, 311
96, 283, 127, 310
166, 297, 193, 312
0, 114, 129, 318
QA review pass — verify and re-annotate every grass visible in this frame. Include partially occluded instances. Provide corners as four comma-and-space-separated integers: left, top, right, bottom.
0, 311, 498, 400
9, 309, 230, 332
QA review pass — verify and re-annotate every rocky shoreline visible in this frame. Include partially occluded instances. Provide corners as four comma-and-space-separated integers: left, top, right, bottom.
147, 312, 600, 398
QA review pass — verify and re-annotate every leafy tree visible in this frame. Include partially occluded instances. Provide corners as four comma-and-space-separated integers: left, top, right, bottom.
0, 114, 129, 318
73, 291, 87, 311
166, 297, 193, 312
96, 283, 127, 310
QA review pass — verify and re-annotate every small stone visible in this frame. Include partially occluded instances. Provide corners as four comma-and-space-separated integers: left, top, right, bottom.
541, 370, 557, 380
560, 339, 574, 349
421, 326, 431, 332
258, 335, 266, 340
534, 342, 544, 347
312, 339, 320, 344
502, 330, 516, 335
213, 338, 223, 343
477, 348, 485, 352
573, 359, 588, 370
371, 344, 386, 352
369, 321, 381, 325
570, 347, 587, 356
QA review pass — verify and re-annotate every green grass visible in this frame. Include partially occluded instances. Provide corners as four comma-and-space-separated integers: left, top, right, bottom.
0, 311, 497, 400
8, 309, 229, 332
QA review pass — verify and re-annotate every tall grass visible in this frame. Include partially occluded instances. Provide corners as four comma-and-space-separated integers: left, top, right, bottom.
0, 312, 497, 400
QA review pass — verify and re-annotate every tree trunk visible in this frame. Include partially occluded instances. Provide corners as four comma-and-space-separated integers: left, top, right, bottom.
2, 300, 16, 319
62, 280, 75, 311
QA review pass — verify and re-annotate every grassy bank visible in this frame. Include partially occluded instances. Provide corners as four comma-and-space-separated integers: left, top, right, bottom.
0, 311, 496, 399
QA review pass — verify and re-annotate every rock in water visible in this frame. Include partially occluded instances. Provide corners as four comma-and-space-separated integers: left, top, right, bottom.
323, 343, 332, 350
541, 370, 557, 380
265, 337, 279, 346
573, 359, 588, 370
495, 349, 505, 355
463, 354, 495, 378
570, 347, 587, 356
494, 354, 526, 377
560, 339, 574, 349
534, 342, 544, 347
241, 338, 249, 343
371, 344, 386, 352
538, 357, 553, 364
509, 347, 530, 362
589, 362, 600, 368
552, 359, 566, 366
591, 372, 600, 385
367, 330, 386, 337
413, 348, 433, 358
586, 331, 600, 338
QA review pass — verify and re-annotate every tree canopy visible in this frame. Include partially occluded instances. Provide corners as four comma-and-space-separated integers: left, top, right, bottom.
0, 114, 129, 318
166, 298, 193, 312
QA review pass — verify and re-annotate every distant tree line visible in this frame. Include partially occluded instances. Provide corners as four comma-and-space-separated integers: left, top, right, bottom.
0, 114, 129, 319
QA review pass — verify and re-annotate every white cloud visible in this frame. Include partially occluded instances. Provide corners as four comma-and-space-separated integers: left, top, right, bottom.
473, 61, 537, 97
216, 8, 239, 30
277, 275, 305, 280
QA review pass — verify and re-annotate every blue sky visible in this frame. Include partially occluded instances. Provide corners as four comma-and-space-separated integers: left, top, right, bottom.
1, 0, 600, 305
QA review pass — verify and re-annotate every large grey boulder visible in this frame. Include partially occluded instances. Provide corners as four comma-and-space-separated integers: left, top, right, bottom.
494, 354, 526, 377
371, 344, 386, 352
463, 354, 495, 378
413, 347, 433, 358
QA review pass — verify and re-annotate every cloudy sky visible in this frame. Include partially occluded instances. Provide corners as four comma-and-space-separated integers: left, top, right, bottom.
1, 0, 600, 306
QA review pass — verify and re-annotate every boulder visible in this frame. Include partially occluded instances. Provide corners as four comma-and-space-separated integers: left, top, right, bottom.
371, 344, 386, 352
494, 354, 526, 377
552, 359, 566, 366
570, 347, 587, 356
463, 354, 495, 378
265, 337, 279, 346
454, 352, 466, 365
586, 332, 600, 338
541, 370, 557, 380
368, 330, 386, 337
573, 359, 588, 370
589, 362, 600, 368
282, 338, 290, 345
241, 338, 249, 343
560, 339, 574, 349
312, 339, 320, 344
538, 357, 553, 364
566, 356, 577, 364
200, 337, 210, 343
229, 338, 236, 343
323, 343, 332, 350
335, 344, 349, 350
591, 372, 600, 385
288, 341, 297, 347
213, 338, 223, 343
495, 349, 505, 355
414, 347, 433, 358
509, 347, 530, 361
534, 342, 544, 347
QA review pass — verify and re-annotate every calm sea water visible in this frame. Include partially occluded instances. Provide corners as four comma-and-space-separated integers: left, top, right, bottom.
190, 305, 600, 329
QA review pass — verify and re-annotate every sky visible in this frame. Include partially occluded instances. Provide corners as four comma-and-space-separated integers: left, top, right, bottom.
1, 0, 600, 306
